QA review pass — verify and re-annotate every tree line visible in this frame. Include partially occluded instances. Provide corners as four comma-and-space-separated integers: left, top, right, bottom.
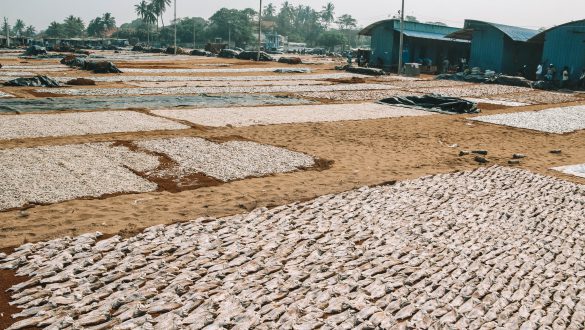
5, 1, 368, 50
120, 1, 364, 49
2, 17, 36, 38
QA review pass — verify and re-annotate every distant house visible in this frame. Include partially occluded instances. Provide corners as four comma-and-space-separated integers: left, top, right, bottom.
447, 20, 543, 77
528, 19, 585, 80
358, 19, 470, 71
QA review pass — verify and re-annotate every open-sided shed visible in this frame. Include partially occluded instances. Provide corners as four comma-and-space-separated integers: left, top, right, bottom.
529, 19, 585, 80
359, 19, 470, 71
447, 20, 543, 77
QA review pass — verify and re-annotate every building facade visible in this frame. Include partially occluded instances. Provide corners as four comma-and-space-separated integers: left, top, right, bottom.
447, 20, 543, 77
529, 19, 585, 80
359, 19, 470, 71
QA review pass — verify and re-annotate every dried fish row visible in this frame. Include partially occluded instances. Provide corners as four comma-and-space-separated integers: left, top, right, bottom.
2, 166, 585, 329
136, 137, 315, 181
297, 89, 423, 101
412, 85, 534, 97
487, 91, 584, 105
0, 111, 189, 140
122, 67, 313, 73
151, 103, 432, 127
381, 79, 475, 89
0, 143, 159, 210
36, 83, 398, 97
471, 105, 585, 133
126, 80, 332, 88
51, 73, 365, 83
1, 65, 69, 70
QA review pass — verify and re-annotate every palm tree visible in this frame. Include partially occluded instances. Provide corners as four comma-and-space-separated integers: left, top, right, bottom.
150, 0, 171, 30
336, 14, 357, 48
135, 0, 156, 44
102, 13, 116, 30
25, 25, 36, 38
264, 3, 276, 18
13, 19, 25, 36
321, 2, 335, 29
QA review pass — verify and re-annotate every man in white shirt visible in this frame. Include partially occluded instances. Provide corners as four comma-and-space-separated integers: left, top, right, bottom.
536, 63, 543, 80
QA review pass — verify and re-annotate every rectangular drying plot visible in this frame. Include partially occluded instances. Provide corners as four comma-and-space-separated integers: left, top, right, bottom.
36, 84, 397, 97
126, 80, 332, 88
51, 73, 366, 83
151, 103, 432, 127
122, 67, 312, 73
470, 105, 585, 134
552, 164, 585, 178
0, 143, 159, 211
0, 111, 189, 140
137, 137, 315, 182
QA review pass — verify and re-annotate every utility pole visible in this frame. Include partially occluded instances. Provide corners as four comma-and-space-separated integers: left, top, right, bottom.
174, 0, 177, 55
397, 0, 405, 75
257, 0, 262, 61
193, 19, 196, 49
228, 21, 231, 49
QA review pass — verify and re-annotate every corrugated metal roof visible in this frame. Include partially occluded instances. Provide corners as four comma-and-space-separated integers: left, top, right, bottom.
358, 19, 462, 37
528, 19, 585, 42
487, 22, 539, 42
464, 20, 539, 42
402, 30, 469, 43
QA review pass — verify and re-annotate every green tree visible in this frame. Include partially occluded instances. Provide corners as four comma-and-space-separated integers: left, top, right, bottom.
159, 17, 207, 46
264, 3, 276, 19
87, 17, 104, 37
25, 25, 36, 37
45, 21, 64, 38
336, 14, 357, 48
2, 18, 10, 37
426, 21, 447, 26
102, 13, 116, 30
207, 8, 256, 47
13, 19, 25, 36
318, 30, 346, 51
321, 2, 335, 29
150, 0, 171, 30
135, 0, 157, 43
63, 15, 85, 37
87, 13, 116, 38
276, 1, 294, 36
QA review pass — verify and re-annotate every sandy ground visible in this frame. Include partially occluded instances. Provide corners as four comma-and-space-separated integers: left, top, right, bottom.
1, 53, 584, 247
2, 52, 585, 328
1, 101, 585, 249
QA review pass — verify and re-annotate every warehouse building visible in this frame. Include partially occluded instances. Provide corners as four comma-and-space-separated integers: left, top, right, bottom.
359, 19, 470, 72
528, 19, 585, 80
447, 20, 543, 77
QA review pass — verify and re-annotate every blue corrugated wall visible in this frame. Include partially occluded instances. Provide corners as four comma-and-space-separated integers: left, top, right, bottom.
541, 21, 585, 80
370, 23, 394, 69
469, 25, 505, 72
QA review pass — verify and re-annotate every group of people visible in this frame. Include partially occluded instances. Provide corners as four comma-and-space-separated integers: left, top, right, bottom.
536, 63, 585, 88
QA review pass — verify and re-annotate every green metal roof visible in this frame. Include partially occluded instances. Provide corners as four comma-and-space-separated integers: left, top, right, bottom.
402, 30, 469, 43
447, 20, 539, 42
528, 19, 585, 42
359, 19, 459, 35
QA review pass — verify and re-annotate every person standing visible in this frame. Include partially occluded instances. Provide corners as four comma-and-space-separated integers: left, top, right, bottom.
442, 58, 450, 74
536, 63, 543, 80
545, 64, 556, 81
561, 66, 570, 88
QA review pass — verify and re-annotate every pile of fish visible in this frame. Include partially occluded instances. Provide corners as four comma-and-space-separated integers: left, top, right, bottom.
2, 166, 585, 329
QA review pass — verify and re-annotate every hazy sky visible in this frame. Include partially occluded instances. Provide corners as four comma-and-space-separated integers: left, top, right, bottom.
3, 0, 585, 31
